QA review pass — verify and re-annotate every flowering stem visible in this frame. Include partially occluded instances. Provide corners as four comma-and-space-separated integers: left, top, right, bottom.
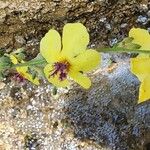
97, 47, 150, 54
9, 47, 150, 69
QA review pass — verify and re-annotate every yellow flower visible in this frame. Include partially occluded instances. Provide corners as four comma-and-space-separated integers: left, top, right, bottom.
10, 55, 40, 85
40, 23, 100, 89
129, 28, 150, 103
129, 28, 150, 50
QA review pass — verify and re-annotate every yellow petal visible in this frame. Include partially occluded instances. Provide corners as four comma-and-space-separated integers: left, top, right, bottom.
71, 49, 100, 72
17, 69, 40, 85
69, 70, 91, 89
62, 23, 89, 58
10, 55, 40, 85
129, 28, 150, 50
40, 29, 61, 63
10, 55, 18, 64
44, 64, 69, 87
130, 55, 150, 103
131, 57, 150, 76
138, 76, 150, 103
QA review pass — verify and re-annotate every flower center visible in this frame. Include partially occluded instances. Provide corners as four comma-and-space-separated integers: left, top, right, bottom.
50, 60, 70, 81
14, 73, 25, 82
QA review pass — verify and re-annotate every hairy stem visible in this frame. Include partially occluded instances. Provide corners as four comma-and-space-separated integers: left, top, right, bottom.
97, 47, 150, 54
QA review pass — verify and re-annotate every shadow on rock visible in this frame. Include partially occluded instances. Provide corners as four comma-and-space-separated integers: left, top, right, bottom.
64, 63, 150, 150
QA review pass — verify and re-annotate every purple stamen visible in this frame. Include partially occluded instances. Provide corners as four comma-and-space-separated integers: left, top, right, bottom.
13, 73, 25, 83
50, 61, 70, 81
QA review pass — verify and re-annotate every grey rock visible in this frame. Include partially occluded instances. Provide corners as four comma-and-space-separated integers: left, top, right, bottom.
64, 60, 150, 150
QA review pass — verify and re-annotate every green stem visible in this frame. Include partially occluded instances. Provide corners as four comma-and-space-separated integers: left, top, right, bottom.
9, 47, 150, 69
12, 58, 47, 68
97, 47, 150, 54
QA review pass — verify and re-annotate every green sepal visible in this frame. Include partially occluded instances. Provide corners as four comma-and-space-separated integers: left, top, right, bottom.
52, 86, 58, 95
122, 37, 134, 44
26, 67, 37, 80
115, 37, 141, 51
125, 43, 141, 50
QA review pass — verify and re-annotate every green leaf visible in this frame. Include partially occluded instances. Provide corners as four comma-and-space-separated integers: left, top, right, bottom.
0, 56, 11, 70
26, 53, 47, 67
30, 53, 44, 61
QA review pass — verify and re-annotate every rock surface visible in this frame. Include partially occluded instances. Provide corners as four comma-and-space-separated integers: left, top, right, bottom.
0, 57, 150, 150
65, 59, 150, 150
0, 0, 149, 56
0, 0, 150, 150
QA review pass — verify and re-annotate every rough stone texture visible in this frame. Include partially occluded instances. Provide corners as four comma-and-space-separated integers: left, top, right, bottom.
0, 0, 150, 56
0, 56, 150, 150
0, 0, 150, 150
65, 59, 150, 150
0, 71, 111, 150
